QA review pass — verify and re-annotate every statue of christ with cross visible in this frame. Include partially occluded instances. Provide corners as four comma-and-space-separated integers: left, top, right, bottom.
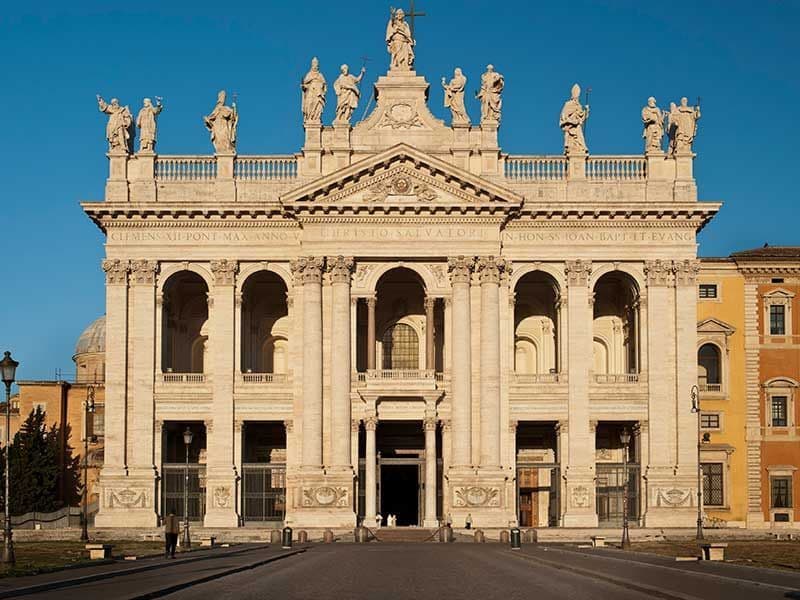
386, 3, 425, 71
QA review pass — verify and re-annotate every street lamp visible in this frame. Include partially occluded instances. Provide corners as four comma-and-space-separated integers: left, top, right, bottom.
1, 351, 19, 565
690, 384, 704, 540
80, 386, 97, 542
181, 426, 193, 549
619, 427, 632, 550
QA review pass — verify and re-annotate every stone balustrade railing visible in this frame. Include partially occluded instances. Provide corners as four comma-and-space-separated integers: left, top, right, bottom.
153, 155, 298, 182
593, 373, 641, 384
698, 382, 722, 393
161, 372, 207, 383
366, 369, 436, 380
234, 156, 299, 181
585, 156, 647, 181
155, 156, 217, 181
505, 155, 647, 182
512, 372, 566, 384
504, 156, 567, 181
239, 372, 290, 384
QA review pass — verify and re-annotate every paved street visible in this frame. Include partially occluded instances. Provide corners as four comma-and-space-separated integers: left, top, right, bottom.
6, 543, 800, 600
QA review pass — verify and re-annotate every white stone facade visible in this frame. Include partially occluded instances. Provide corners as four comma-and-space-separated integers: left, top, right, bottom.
86, 47, 719, 529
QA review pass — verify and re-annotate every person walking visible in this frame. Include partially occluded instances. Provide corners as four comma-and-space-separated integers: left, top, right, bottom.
164, 512, 180, 558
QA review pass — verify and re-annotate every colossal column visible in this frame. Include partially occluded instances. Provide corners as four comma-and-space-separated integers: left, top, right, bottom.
328, 256, 355, 470
366, 296, 377, 371
475, 256, 508, 469
291, 257, 325, 469
447, 256, 474, 467
205, 259, 239, 527
425, 296, 436, 370
562, 260, 597, 527
364, 416, 378, 524
423, 417, 438, 527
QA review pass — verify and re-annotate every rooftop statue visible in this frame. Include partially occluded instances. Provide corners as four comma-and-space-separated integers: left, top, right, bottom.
477, 65, 504, 123
559, 83, 589, 155
136, 97, 163, 153
204, 90, 238, 154
386, 8, 415, 70
301, 57, 327, 124
97, 95, 133, 154
442, 68, 469, 125
667, 96, 701, 155
641, 97, 664, 155
334, 64, 366, 125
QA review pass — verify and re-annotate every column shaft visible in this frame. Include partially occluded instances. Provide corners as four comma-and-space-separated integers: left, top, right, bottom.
477, 257, 504, 468
448, 257, 473, 467
329, 257, 354, 469
425, 297, 436, 370
424, 418, 438, 527
365, 418, 377, 522
297, 258, 324, 468
367, 296, 376, 371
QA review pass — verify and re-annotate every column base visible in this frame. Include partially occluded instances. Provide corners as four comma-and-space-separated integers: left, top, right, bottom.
746, 512, 768, 529
287, 469, 356, 529
203, 469, 240, 528
94, 470, 159, 528
562, 468, 598, 528
446, 467, 515, 528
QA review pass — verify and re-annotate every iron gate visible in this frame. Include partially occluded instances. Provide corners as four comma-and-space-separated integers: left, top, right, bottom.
596, 464, 640, 527
162, 464, 206, 521
241, 464, 286, 523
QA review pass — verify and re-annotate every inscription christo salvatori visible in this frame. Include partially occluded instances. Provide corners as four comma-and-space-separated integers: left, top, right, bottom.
504, 230, 694, 243
313, 226, 492, 241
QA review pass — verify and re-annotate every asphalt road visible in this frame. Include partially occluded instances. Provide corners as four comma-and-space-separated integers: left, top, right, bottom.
9, 543, 800, 600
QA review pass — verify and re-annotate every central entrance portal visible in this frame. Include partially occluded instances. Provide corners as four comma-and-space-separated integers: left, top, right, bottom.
380, 463, 420, 526
374, 420, 426, 526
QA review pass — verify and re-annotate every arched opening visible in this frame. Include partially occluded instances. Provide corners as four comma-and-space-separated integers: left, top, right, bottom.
241, 271, 289, 375
162, 271, 209, 373
514, 271, 560, 376
698, 343, 721, 391
382, 322, 420, 369
592, 271, 640, 379
593, 337, 609, 374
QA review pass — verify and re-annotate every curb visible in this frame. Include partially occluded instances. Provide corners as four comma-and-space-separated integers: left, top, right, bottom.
0, 544, 271, 599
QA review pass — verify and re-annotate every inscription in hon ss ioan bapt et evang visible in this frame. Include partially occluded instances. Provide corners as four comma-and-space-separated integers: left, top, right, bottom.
503, 229, 694, 244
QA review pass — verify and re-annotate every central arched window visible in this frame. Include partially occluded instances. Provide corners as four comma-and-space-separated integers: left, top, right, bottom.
382, 323, 419, 369
698, 343, 721, 386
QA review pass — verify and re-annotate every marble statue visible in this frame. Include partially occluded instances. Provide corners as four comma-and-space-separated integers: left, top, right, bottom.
442, 68, 469, 125
386, 8, 415, 70
559, 83, 589, 154
333, 64, 366, 124
301, 57, 327, 124
641, 97, 664, 154
136, 97, 163, 153
97, 95, 133, 153
204, 90, 238, 153
476, 65, 504, 123
667, 96, 701, 155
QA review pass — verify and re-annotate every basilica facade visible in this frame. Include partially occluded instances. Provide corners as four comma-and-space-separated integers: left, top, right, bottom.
86, 13, 719, 530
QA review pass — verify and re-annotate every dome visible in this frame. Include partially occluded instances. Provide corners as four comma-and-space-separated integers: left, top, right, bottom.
74, 315, 106, 357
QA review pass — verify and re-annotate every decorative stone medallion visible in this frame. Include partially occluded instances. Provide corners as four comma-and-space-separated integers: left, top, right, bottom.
570, 485, 591, 508
453, 486, 501, 507
213, 486, 232, 508
302, 486, 350, 508
378, 103, 424, 129
106, 487, 149, 509
655, 487, 693, 507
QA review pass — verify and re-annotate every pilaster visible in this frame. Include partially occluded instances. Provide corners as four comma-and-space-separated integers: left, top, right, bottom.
744, 280, 766, 527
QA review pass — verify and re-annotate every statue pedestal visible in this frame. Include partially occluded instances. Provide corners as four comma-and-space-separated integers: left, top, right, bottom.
479, 121, 499, 176
302, 124, 323, 176
288, 469, 356, 528
130, 152, 156, 203
331, 123, 352, 170
215, 153, 236, 201
105, 152, 129, 202
451, 123, 472, 171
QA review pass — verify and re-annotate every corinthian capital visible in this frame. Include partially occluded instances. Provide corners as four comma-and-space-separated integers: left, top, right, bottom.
210, 259, 239, 286
644, 259, 673, 287
326, 256, 355, 284
673, 259, 701, 287
290, 256, 325, 285
130, 259, 159, 285
447, 255, 474, 285
475, 256, 510, 285
564, 260, 592, 286
102, 259, 130, 285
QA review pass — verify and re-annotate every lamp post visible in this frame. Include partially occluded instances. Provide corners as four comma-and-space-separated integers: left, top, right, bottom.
80, 386, 96, 542
690, 384, 704, 541
1, 351, 19, 565
181, 427, 193, 549
620, 427, 631, 550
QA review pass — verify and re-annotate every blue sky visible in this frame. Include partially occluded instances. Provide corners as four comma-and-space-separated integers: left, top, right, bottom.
0, 1, 798, 380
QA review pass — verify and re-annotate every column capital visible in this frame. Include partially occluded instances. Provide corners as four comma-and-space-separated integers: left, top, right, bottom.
283, 419, 294, 433
556, 420, 569, 434
129, 259, 159, 286
509, 419, 518, 434
423, 417, 437, 431
351, 419, 361, 433
424, 296, 437, 311
644, 259, 674, 287
286, 292, 295, 309
210, 259, 239, 286
564, 260, 592, 287
102, 259, 130, 285
326, 255, 355, 284
447, 256, 474, 284
290, 256, 325, 285
589, 419, 598, 433
204, 419, 214, 435
508, 291, 517, 307
673, 259, 701, 286
364, 416, 378, 431
440, 419, 452, 432
475, 256, 510, 285
366, 295, 377, 309
234, 420, 245, 433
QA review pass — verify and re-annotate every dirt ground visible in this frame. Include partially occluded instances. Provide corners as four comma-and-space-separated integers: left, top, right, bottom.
632, 540, 800, 571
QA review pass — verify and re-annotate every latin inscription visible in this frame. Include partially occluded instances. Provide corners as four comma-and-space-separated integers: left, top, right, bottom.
504, 230, 694, 243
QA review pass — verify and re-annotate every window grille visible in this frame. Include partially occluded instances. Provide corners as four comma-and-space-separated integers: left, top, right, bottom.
771, 477, 793, 508
770, 305, 786, 335
382, 323, 419, 369
771, 396, 788, 427
702, 463, 724, 506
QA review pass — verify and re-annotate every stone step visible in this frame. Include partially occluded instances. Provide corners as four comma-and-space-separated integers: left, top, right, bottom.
373, 528, 436, 543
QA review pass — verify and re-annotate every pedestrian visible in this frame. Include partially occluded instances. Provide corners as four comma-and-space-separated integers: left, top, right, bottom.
465, 513, 472, 530
164, 512, 180, 558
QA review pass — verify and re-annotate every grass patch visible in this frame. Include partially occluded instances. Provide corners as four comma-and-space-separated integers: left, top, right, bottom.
631, 540, 800, 571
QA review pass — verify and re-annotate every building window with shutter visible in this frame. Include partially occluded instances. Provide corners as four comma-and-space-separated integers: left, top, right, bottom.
698, 284, 718, 299
770, 305, 786, 335
702, 463, 724, 506
771, 477, 793, 509
771, 396, 788, 427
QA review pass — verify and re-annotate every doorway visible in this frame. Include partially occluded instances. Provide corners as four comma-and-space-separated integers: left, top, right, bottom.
380, 463, 420, 526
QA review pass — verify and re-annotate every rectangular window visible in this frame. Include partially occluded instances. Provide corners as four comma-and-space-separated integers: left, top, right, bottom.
770, 305, 786, 335
700, 413, 720, 429
702, 463, 724, 506
89, 409, 105, 438
771, 477, 793, 508
698, 284, 718, 299
771, 396, 788, 427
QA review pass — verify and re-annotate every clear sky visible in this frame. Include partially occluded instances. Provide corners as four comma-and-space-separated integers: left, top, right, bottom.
0, 0, 798, 380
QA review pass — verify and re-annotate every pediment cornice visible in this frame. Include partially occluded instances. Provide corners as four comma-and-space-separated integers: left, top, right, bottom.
697, 317, 736, 336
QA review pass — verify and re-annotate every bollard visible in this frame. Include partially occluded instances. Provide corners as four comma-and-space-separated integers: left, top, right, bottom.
500, 530, 510, 544
282, 526, 293, 549
354, 526, 368, 543
474, 529, 485, 543
510, 528, 521, 550
270, 529, 282, 545
298, 530, 308, 544
524, 529, 538, 544
439, 525, 453, 543
323, 529, 334, 543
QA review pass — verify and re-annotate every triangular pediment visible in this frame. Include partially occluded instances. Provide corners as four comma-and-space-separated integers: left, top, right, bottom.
697, 317, 736, 336
281, 144, 522, 213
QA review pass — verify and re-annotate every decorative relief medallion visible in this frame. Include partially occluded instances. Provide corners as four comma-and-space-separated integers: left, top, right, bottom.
107, 487, 149, 509
570, 485, 591, 508
210, 259, 239, 286
655, 487, 693, 507
302, 486, 350, 508
363, 174, 438, 203
453, 486, 501, 508
354, 263, 375, 286
213, 486, 231, 508
102, 259, 130, 285
378, 103, 424, 129
130, 259, 159, 285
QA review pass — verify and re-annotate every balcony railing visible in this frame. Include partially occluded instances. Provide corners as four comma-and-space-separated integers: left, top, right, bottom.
512, 373, 565, 384
161, 373, 206, 384
593, 373, 640, 384
234, 156, 298, 181
153, 155, 299, 182
155, 156, 217, 181
698, 382, 722, 393
504, 155, 647, 182
239, 372, 290, 384
367, 369, 435, 380
504, 156, 566, 181
585, 156, 646, 181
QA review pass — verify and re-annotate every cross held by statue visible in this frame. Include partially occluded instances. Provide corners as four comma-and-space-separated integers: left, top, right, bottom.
405, 0, 426, 37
